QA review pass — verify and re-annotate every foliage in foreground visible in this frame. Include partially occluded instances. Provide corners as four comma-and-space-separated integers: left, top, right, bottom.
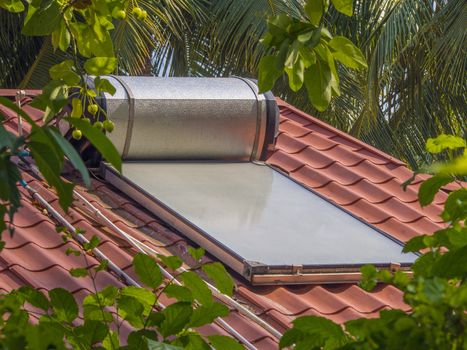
258, 0, 367, 112
0, 0, 242, 348
0, 234, 241, 349
3, 1, 464, 169
0, 0, 132, 235
280, 135, 467, 350
0, 0, 465, 348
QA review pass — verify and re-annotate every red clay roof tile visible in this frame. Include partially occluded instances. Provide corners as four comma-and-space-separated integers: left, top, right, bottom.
1, 91, 463, 349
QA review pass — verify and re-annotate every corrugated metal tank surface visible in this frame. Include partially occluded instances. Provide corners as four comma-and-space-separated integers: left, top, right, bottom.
101, 76, 278, 161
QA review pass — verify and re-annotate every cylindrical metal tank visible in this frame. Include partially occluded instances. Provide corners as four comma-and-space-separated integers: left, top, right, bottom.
99, 76, 279, 162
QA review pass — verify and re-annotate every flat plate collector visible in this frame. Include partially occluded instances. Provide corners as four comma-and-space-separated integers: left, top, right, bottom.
103, 162, 417, 284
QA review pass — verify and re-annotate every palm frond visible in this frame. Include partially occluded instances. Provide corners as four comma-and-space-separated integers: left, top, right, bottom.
0, 10, 44, 88
1, 0, 465, 170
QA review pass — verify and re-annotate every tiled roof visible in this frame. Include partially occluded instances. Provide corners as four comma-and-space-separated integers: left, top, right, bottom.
0, 91, 460, 349
269, 99, 455, 243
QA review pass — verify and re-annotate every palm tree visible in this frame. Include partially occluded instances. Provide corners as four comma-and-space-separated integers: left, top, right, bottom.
189, 0, 466, 169
0, 0, 207, 88
1, 0, 465, 169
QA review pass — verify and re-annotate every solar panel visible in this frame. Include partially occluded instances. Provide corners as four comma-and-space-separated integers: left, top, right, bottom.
103, 162, 417, 284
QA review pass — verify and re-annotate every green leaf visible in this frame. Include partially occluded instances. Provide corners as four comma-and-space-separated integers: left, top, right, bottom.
158, 254, 183, 270
86, 285, 118, 307
208, 335, 243, 350
49, 60, 80, 85
147, 311, 165, 328
0, 0, 24, 12
95, 259, 109, 272
297, 29, 314, 44
126, 330, 158, 349
315, 44, 340, 96
260, 32, 274, 49
46, 86, 68, 122
305, 0, 324, 26
84, 57, 117, 75
418, 175, 453, 207
290, 315, 347, 349
49, 288, 78, 323
376, 269, 393, 283
175, 334, 211, 350
298, 46, 316, 68
304, 59, 332, 111
58, 20, 70, 52
73, 320, 108, 348
29, 128, 74, 211
83, 235, 100, 250
117, 295, 145, 327
426, 135, 466, 154
100, 285, 119, 306
446, 227, 467, 249
285, 41, 300, 69
430, 154, 467, 176
417, 228, 464, 251
83, 302, 114, 322
91, 13, 106, 42
70, 267, 88, 278
86, 89, 97, 97
331, 0, 353, 16
403, 235, 427, 253
102, 330, 119, 350
328, 36, 367, 69
285, 59, 305, 92
0, 154, 22, 211
393, 270, 410, 289
188, 247, 205, 261
121, 286, 156, 313
25, 321, 66, 349
0, 122, 19, 151
302, 27, 322, 47
147, 339, 183, 350
189, 302, 229, 328
280, 328, 306, 348
133, 253, 163, 289
65, 247, 80, 256
423, 278, 446, 303
258, 55, 282, 93
163, 285, 193, 302
94, 77, 116, 95
70, 22, 114, 58
69, 22, 91, 58
18, 286, 49, 311
441, 188, 467, 222
180, 271, 212, 306
412, 251, 436, 276
432, 245, 467, 279
46, 127, 91, 187
22, 0, 62, 36
30, 81, 68, 120
201, 262, 235, 296
322, 27, 333, 41
70, 98, 83, 119
159, 302, 193, 338
267, 14, 291, 37
394, 316, 416, 333
359, 264, 378, 291
65, 117, 122, 172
